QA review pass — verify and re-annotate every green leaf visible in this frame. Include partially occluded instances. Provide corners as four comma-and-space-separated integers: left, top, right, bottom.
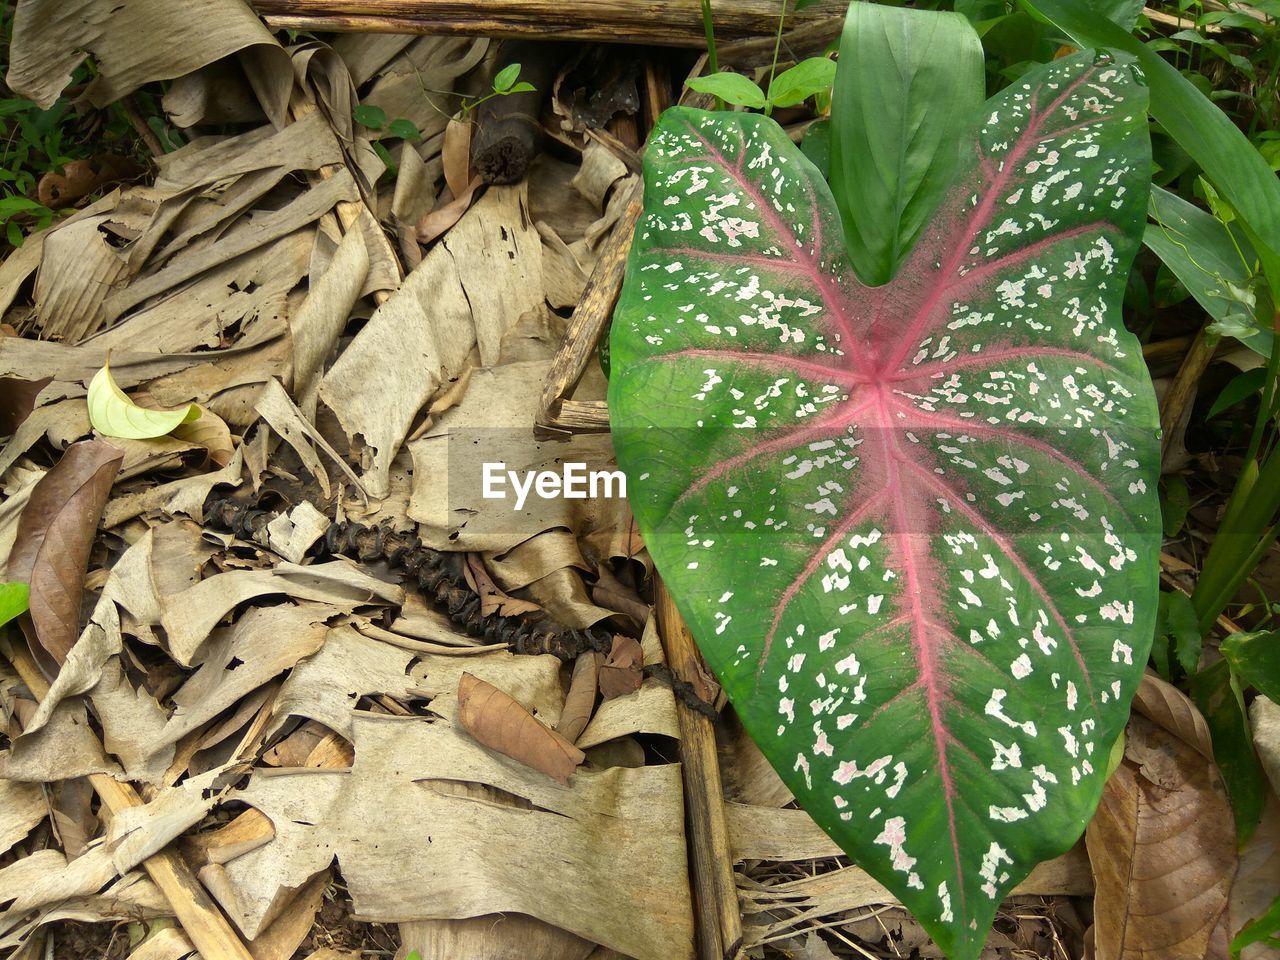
1026, 0, 1280, 271
829, 2, 984, 285
353, 104, 388, 129
87, 360, 201, 439
1160, 474, 1191, 537
388, 118, 422, 141
1191, 659, 1266, 842
1231, 893, 1280, 959
0, 196, 47, 218
0, 582, 29, 628
504, 81, 536, 95
1157, 589, 1202, 676
493, 62, 522, 94
801, 118, 831, 181
685, 72, 767, 109
766, 57, 837, 109
7, 220, 24, 248
613, 52, 1157, 959
1208, 368, 1268, 419
1221, 629, 1280, 702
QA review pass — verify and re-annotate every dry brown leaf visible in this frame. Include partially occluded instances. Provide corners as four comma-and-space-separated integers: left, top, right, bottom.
464, 554, 542, 618
556, 651, 602, 745
457, 672, 584, 784
442, 117, 474, 199
416, 175, 482, 245
1087, 713, 1236, 960
170, 407, 235, 467
598, 635, 643, 701
0, 376, 51, 435
5, 439, 123, 664
37, 155, 141, 208
1133, 670, 1214, 762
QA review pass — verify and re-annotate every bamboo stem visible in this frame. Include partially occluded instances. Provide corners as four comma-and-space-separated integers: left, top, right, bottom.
655, 580, 743, 960
1, 636, 256, 960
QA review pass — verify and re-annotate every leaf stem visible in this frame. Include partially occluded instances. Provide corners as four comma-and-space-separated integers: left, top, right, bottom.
765, 0, 790, 115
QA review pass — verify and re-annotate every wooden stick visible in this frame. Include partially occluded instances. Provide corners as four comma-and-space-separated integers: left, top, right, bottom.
536, 181, 642, 434
1, 637, 256, 960
1159, 323, 1216, 469
254, 0, 847, 46
472, 41, 561, 185
655, 580, 743, 960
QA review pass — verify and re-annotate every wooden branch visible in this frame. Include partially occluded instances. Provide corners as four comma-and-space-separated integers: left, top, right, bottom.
1159, 323, 1216, 469
536, 181, 642, 434
1, 637, 255, 960
655, 580, 743, 960
254, 0, 847, 46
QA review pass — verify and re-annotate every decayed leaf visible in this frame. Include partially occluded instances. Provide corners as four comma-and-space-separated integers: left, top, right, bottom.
170, 407, 235, 467
457, 672, 585, 784
556, 651, 603, 744
443, 116, 474, 200
1133, 670, 1214, 762
88, 360, 200, 440
1087, 713, 1236, 960
5, 439, 123, 664
599, 635, 644, 701
464, 554, 542, 618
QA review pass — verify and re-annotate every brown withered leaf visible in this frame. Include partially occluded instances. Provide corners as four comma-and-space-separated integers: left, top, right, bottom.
1087, 713, 1236, 960
36, 155, 141, 208
5, 439, 123, 665
598, 635, 643, 701
442, 116, 473, 200
0, 376, 51, 434
457, 672, 584, 784
463, 553, 542, 619
416, 175, 482, 245
169, 407, 235, 467
1133, 671, 1214, 763
555, 650, 602, 745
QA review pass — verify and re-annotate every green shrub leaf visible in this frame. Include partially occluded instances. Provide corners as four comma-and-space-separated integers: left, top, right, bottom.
767, 57, 837, 109
685, 72, 768, 109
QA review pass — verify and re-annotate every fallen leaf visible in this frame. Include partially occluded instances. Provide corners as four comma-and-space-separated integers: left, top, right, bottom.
1087, 713, 1236, 960
171, 407, 235, 467
5, 439, 123, 664
1133, 670, 1214, 762
457, 672, 584, 784
0, 376, 51, 434
36, 155, 141, 208
555, 650, 602, 744
88, 360, 200, 440
464, 554, 542, 618
442, 116, 474, 199
415, 175, 482, 244
598, 635, 643, 701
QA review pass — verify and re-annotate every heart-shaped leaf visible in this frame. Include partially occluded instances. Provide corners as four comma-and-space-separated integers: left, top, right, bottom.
610, 53, 1158, 960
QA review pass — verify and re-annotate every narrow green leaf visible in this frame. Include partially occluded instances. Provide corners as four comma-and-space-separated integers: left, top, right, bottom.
353, 104, 387, 129
87, 361, 200, 440
0, 582, 29, 628
801, 118, 831, 180
1221, 630, 1280, 702
829, 2, 984, 284
493, 62, 522, 94
504, 81, 536, 95
1191, 660, 1266, 842
1026, 0, 1280, 270
1157, 589, 1202, 675
1208, 368, 1268, 419
1231, 893, 1280, 959
767, 57, 837, 109
1160, 474, 1191, 537
685, 72, 767, 109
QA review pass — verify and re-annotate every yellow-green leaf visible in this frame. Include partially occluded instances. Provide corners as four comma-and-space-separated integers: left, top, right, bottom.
87, 361, 200, 439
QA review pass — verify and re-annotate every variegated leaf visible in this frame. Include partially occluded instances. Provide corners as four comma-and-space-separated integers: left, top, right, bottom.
609, 53, 1159, 960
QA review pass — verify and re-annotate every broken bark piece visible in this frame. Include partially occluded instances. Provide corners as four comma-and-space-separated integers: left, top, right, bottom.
457, 672, 585, 784
472, 41, 561, 185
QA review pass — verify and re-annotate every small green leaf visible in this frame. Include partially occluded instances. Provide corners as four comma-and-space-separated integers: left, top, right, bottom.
493, 62, 522, 94
6, 220, 24, 247
1208, 368, 1268, 419
504, 81, 536, 95
372, 141, 397, 179
353, 104, 388, 129
1160, 475, 1191, 538
685, 72, 767, 109
1221, 630, 1280, 702
0, 582, 29, 628
766, 57, 837, 109
388, 118, 422, 141
801, 118, 831, 180
0, 196, 47, 218
88, 360, 200, 439
1191, 660, 1266, 842
1157, 590, 1202, 676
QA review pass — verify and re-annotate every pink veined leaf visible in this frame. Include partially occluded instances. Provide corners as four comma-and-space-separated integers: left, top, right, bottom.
609, 53, 1159, 960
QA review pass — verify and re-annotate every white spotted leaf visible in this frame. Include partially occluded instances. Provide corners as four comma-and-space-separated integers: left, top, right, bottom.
609, 53, 1159, 960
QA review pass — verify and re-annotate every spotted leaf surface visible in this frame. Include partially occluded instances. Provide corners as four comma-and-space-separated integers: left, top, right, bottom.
609, 53, 1158, 960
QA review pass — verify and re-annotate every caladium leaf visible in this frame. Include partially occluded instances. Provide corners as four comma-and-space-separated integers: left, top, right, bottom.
610, 53, 1158, 960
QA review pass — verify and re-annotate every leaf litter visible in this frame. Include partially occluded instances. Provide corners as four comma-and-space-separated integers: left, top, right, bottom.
0, 5, 1274, 960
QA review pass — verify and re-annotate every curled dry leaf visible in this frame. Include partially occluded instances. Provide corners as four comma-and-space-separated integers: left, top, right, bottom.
5, 439, 123, 665
1087, 713, 1236, 960
170, 407, 235, 467
87, 360, 200, 440
1133, 670, 1215, 762
443, 116, 474, 200
555, 650, 602, 744
598, 635, 643, 701
416, 175, 483, 245
457, 672, 584, 784
463, 554, 542, 618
